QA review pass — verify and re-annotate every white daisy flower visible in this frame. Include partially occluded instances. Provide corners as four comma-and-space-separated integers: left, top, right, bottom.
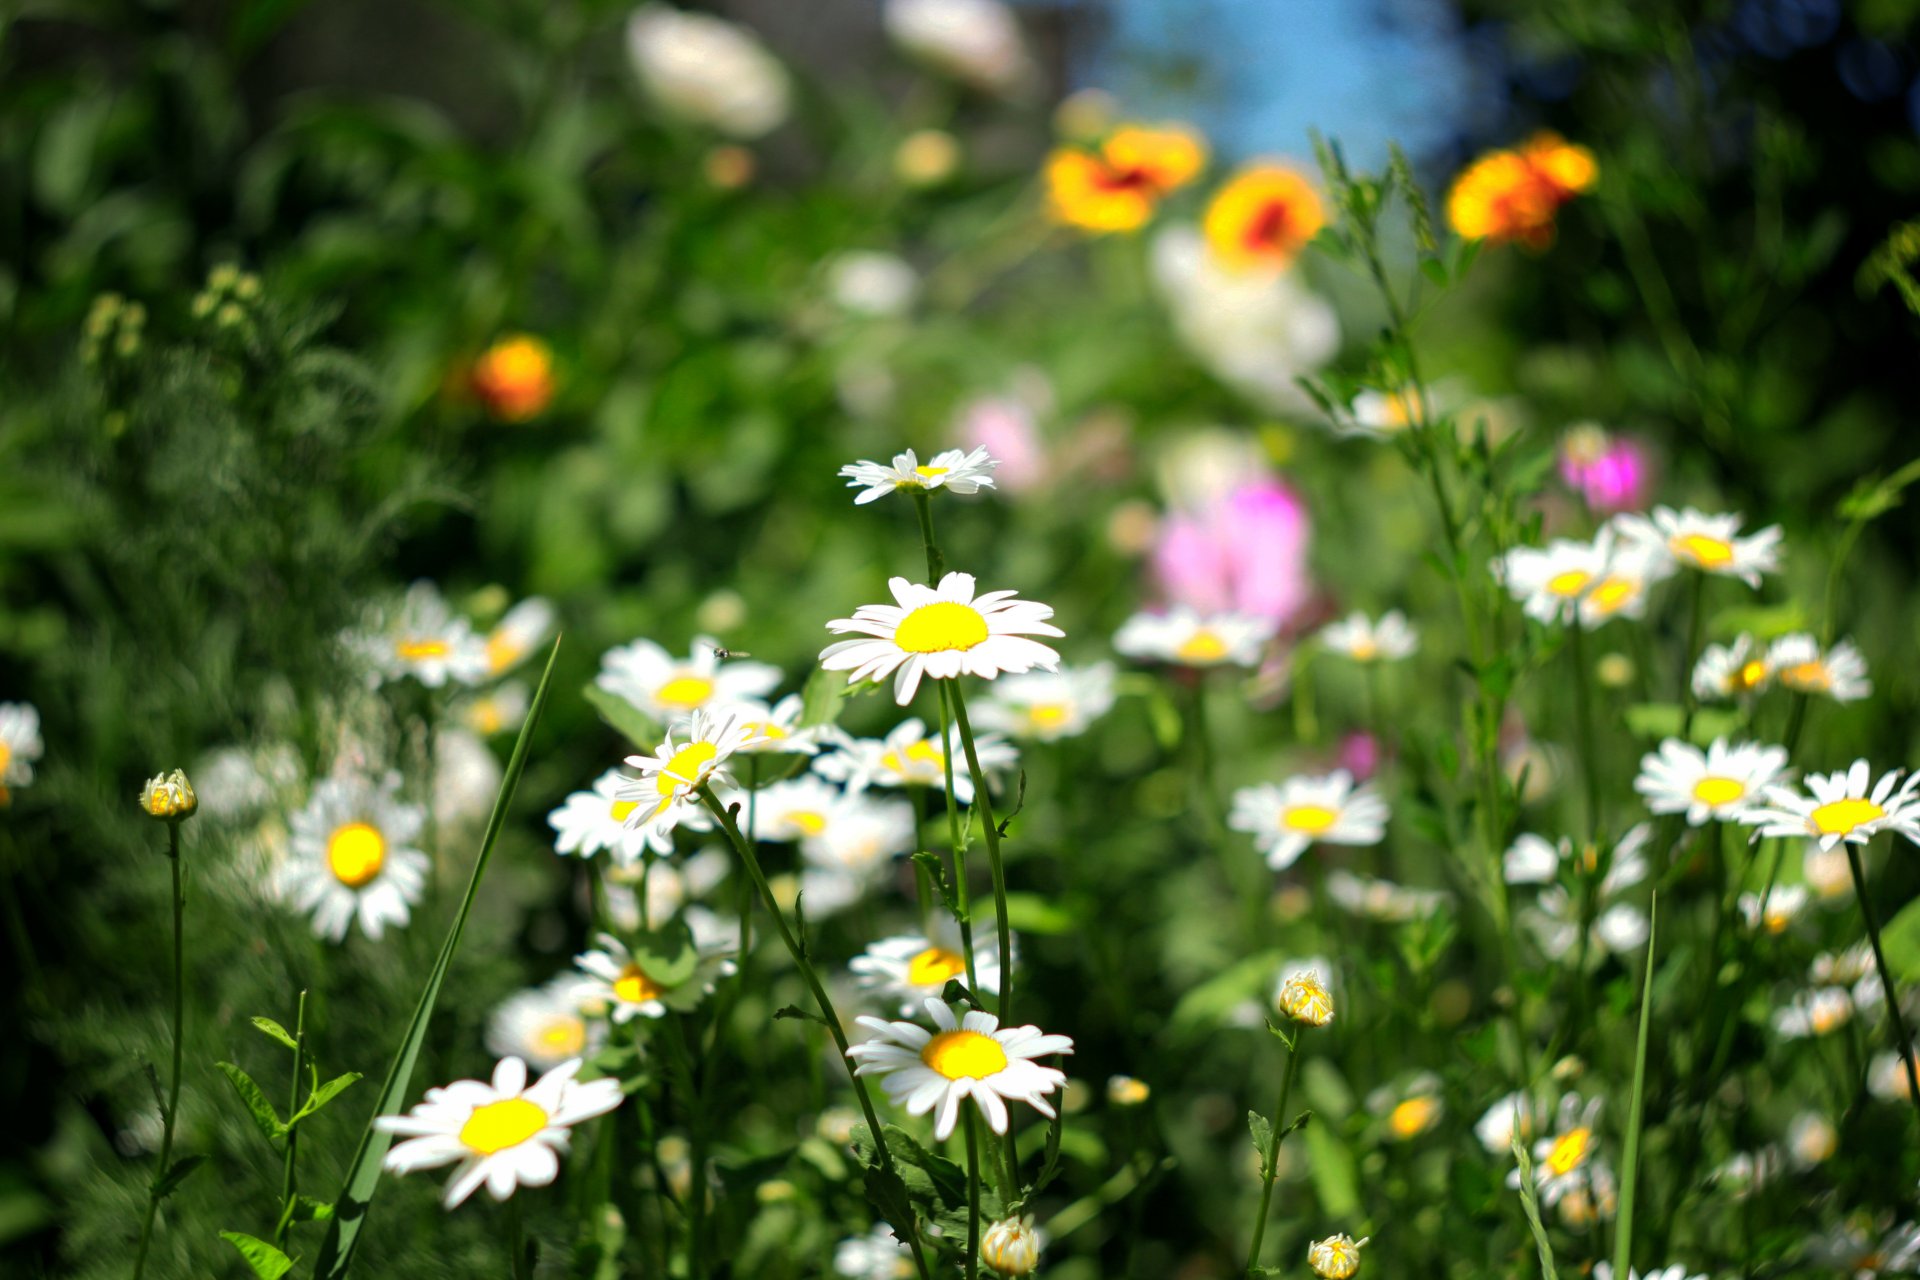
456, 680, 531, 737
971, 663, 1117, 741
1739, 883, 1810, 934
1593, 1265, 1707, 1280
625, 5, 791, 139
1613, 505, 1783, 587
614, 709, 761, 837
549, 768, 673, 867
1504, 825, 1652, 892
1502, 833, 1562, 884
1634, 737, 1790, 825
1739, 760, 1920, 850
1474, 1090, 1535, 1155
727, 694, 829, 755
847, 997, 1072, 1141
376, 1056, 622, 1208
821, 573, 1062, 706
279, 772, 428, 942
1318, 610, 1418, 663
1574, 539, 1674, 628
1494, 533, 1616, 626
1229, 771, 1389, 871
1806, 1219, 1920, 1278
851, 928, 1009, 1016
1112, 606, 1273, 668
345, 581, 491, 689
596, 635, 781, 723
1870, 1050, 1920, 1103
1767, 633, 1872, 702
1773, 987, 1855, 1038
813, 717, 1016, 804
1526, 891, 1649, 960
839, 446, 999, 505
1787, 1112, 1837, 1167
0, 702, 43, 797
795, 795, 919, 913
487, 977, 605, 1070
1691, 633, 1772, 701
483, 597, 556, 677
1345, 387, 1421, 438
754, 775, 856, 842
572, 931, 736, 1023
834, 1223, 917, 1280
1710, 1146, 1783, 1200
193, 742, 300, 821
1367, 1072, 1444, 1141
1811, 941, 1876, 986
1804, 841, 1856, 899
1509, 1094, 1612, 1212
1325, 869, 1450, 922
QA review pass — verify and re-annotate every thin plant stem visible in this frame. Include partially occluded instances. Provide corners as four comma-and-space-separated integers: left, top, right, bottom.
1243, 1036, 1303, 1274
507, 1195, 531, 1280
131, 820, 187, 1280
945, 682, 1014, 1021
934, 679, 982, 995
1569, 625, 1601, 836
1844, 841, 1920, 1134
964, 1109, 982, 1280
1677, 574, 1706, 742
272, 990, 310, 1248
911, 489, 945, 581
696, 784, 934, 1280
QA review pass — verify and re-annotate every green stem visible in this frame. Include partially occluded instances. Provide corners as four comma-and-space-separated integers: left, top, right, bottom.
944, 682, 1014, 1022
1570, 624, 1600, 836
696, 785, 934, 1280
934, 680, 982, 995
1844, 841, 1920, 1136
273, 990, 309, 1248
964, 1109, 982, 1280
1243, 1037, 1303, 1275
131, 821, 186, 1280
911, 489, 945, 581
1677, 573, 1706, 742
507, 1194, 532, 1280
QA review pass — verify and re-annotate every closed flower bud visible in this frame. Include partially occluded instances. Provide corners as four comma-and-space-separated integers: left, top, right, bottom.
139, 770, 197, 821
1307, 1233, 1368, 1280
1277, 969, 1334, 1027
980, 1215, 1042, 1277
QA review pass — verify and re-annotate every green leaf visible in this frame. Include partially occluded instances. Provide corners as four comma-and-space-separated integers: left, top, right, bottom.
1247, 1111, 1274, 1172
799, 662, 848, 729
219, 1231, 294, 1279
626, 920, 699, 988
290, 1072, 364, 1125
1299, 1109, 1358, 1217
582, 682, 659, 752
218, 1063, 287, 1143
313, 637, 562, 1280
1611, 893, 1658, 1280
153, 1154, 206, 1199
1879, 895, 1920, 984
293, 1196, 334, 1221
250, 1016, 299, 1053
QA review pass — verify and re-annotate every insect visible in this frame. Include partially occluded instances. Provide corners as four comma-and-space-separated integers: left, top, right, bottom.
707, 643, 752, 660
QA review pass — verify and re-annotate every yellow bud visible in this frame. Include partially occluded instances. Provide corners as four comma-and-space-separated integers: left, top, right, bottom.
139, 770, 198, 822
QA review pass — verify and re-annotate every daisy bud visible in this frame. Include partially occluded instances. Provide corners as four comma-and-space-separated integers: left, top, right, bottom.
1307, 1233, 1368, 1280
980, 1215, 1042, 1277
139, 770, 197, 822
1277, 969, 1335, 1027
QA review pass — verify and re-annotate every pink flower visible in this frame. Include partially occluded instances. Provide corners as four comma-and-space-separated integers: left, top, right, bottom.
1337, 731, 1382, 781
1558, 426, 1654, 514
955, 396, 1044, 492
1151, 478, 1311, 625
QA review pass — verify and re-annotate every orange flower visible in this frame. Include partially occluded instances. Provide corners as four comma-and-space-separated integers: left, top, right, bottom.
1202, 163, 1325, 272
1046, 123, 1207, 232
1446, 131, 1597, 247
471, 334, 555, 421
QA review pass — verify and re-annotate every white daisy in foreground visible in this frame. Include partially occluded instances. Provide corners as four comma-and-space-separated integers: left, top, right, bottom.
1509, 1094, 1613, 1213
549, 768, 672, 867
279, 772, 428, 942
615, 709, 761, 835
972, 663, 1118, 741
813, 717, 1017, 803
1495, 534, 1615, 626
727, 694, 829, 755
1113, 606, 1273, 668
834, 1223, 916, 1280
376, 1056, 622, 1208
487, 977, 604, 1070
847, 997, 1072, 1140
821, 572, 1062, 706
1474, 1090, 1534, 1155
839, 445, 999, 504
1739, 883, 1809, 934
1307, 1233, 1368, 1279
1634, 737, 1790, 825
346, 580, 490, 689
1318, 610, 1418, 663
1772, 987, 1854, 1039
1614, 505, 1782, 587
851, 928, 1009, 1016
1229, 770, 1389, 871
596, 635, 781, 722
1691, 633, 1772, 701
483, 596, 556, 677
0, 702, 43, 799
1767, 633, 1872, 702
572, 931, 736, 1023
1739, 760, 1920, 850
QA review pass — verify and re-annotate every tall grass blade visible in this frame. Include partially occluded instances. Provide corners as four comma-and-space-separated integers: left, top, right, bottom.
1611, 891, 1659, 1280
311, 637, 562, 1279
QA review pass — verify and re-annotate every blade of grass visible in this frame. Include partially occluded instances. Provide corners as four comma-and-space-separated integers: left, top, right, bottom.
1611, 891, 1659, 1280
1511, 1132, 1558, 1280
311, 637, 562, 1279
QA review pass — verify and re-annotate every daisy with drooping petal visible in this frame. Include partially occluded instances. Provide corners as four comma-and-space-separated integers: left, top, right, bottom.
972, 663, 1117, 741
813, 717, 1016, 804
1229, 770, 1389, 871
834, 1223, 917, 1280
1202, 162, 1325, 273
597, 635, 781, 723
851, 927, 1010, 1016
1614, 505, 1783, 588
487, 977, 605, 1071
1772, 987, 1855, 1038
573, 931, 736, 1023
1509, 1094, 1614, 1215
1692, 633, 1772, 701
1739, 760, 1920, 850
821, 573, 1063, 706
614, 709, 761, 836
279, 771, 428, 942
376, 1056, 622, 1208
1767, 633, 1872, 702
0, 702, 43, 803
1046, 123, 1207, 232
483, 597, 556, 677
1634, 737, 1790, 825
727, 694, 828, 755
549, 768, 673, 867
847, 997, 1072, 1140
1113, 606, 1274, 668
345, 581, 491, 689
1319, 611, 1418, 663
839, 446, 999, 505
1307, 1233, 1368, 1280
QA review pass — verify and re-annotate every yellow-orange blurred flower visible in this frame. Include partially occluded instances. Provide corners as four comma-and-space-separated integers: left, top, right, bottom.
1203, 163, 1325, 272
1446, 131, 1597, 248
471, 334, 555, 422
1046, 123, 1207, 232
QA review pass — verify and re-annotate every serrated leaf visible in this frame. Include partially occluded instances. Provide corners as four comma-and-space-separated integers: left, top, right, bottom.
153, 1153, 206, 1199
582, 682, 659, 752
219, 1063, 287, 1143
1248, 1111, 1274, 1171
291, 1072, 364, 1125
219, 1231, 294, 1279
250, 1016, 299, 1053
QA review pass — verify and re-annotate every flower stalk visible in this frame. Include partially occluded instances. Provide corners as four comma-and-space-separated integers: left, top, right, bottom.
1243, 1034, 1303, 1275
131, 811, 190, 1280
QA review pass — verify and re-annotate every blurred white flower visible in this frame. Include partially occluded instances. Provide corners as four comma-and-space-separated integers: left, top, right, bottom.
627, 5, 791, 138
884, 0, 1037, 98
828, 251, 920, 317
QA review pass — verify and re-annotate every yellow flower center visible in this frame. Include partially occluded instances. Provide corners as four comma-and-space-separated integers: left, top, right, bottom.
326, 822, 387, 888
486, 633, 523, 674
458, 1097, 549, 1155
882, 740, 946, 777
1781, 660, 1830, 691
1177, 629, 1228, 662
1690, 776, 1746, 807
536, 1017, 587, 1055
743, 721, 788, 741
1282, 804, 1339, 834
894, 602, 990, 654
1545, 1126, 1592, 1176
1811, 797, 1885, 836
921, 1029, 1010, 1080
913, 465, 951, 479
662, 742, 719, 794
906, 946, 968, 987
1546, 569, 1591, 597
1349, 638, 1379, 661
1737, 658, 1769, 690
1671, 533, 1734, 567
472, 699, 505, 735
613, 962, 664, 1005
609, 798, 641, 823
786, 809, 829, 836
1028, 703, 1071, 728
655, 674, 715, 709
0, 743, 11, 773
1389, 1097, 1437, 1138
1811, 1000, 1849, 1035
1586, 576, 1636, 614
395, 637, 451, 661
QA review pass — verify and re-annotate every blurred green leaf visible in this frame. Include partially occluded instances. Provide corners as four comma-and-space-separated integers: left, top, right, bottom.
219, 1231, 293, 1279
